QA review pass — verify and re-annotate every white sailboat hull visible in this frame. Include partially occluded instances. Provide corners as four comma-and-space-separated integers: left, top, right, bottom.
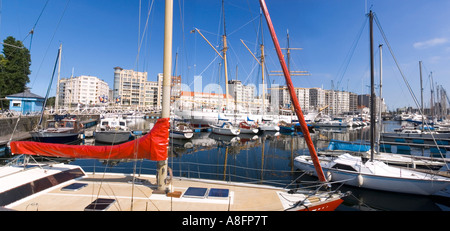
294, 154, 450, 196
259, 124, 280, 131
239, 128, 258, 134
210, 125, 240, 136
169, 131, 194, 139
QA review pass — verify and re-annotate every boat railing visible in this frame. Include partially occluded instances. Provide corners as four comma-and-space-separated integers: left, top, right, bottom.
0, 154, 56, 175
285, 169, 354, 192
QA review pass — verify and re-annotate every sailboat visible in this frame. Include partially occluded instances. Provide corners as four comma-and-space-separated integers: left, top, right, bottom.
210, 119, 240, 136
1, 0, 347, 211
294, 11, 450, 196
238, 118, 259, 134
30, 44, 84, 144
170, 121, 194, 139
94, 115, 132, 144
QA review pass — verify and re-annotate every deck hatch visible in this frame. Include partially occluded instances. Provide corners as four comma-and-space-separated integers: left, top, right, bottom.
61, 183, 88, 191
208, 188, 229, 199
84, 198, 115, 211
183, 187, 208, 198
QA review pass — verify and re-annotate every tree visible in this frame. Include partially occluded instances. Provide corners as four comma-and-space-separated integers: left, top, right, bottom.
0, 36, 31, 103
46, 96, 55, 107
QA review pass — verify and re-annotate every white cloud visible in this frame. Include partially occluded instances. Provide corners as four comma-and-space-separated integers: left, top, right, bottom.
413, 38, 448, 49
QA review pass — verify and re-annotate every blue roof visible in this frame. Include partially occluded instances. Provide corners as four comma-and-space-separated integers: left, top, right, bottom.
6, 90, 44, 99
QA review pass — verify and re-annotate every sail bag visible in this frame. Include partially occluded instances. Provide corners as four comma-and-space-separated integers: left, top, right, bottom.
10, 118, 170, 161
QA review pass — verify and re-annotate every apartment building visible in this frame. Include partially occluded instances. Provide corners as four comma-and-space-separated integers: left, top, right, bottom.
277, 86, 386, 115
178, 91, 233, 111
58, 75, 109, 107
113, 67, 149, 108
309, 88, 327, 111
228, 80, 256, 111
327, 90, 350, 115
278, 87, 311, 112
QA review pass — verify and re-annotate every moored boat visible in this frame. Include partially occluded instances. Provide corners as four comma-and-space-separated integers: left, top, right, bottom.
210, 121, 240, 136
94, 116, 131, 144
259, 118, 280, 132
238, 121, 259, 134
30, 117, 83, 144
294, 154, 450, 195
170, 121, 194, 139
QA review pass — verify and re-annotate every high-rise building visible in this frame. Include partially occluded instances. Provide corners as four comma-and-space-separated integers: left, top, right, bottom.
309, 88, 327, 111
113, 67, 148, 107
228, 80, 256, 111
58, 75, 109, 107
278, 87, 311, 112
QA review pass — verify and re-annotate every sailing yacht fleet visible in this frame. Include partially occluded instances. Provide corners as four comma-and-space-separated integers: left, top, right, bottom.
0, 1, 449, 212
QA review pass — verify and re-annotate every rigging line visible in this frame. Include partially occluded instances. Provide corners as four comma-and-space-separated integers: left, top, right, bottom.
177, 0, 189, 84
373, 14, 421, 112
227, 40, 250, 80
228, 15, 260, 36
22, 0, 50, 51
374, 15, 448, 164
29, 0, 71, 90
187, 54, 221, 88
135, 0, 154, 71
335, 17, 368, 90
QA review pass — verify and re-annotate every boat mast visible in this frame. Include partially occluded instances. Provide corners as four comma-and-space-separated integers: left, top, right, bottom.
38, 46, 62, 127
419, 60, 424, 131
55, 43, 62, 114
377, 44, 383, 153
222, 0, 230, 109
156, 0, 173, 193
261, 43, 266, 114
369, 10, 376, 161
259, 0, 326, 182
240, 13, 266, 115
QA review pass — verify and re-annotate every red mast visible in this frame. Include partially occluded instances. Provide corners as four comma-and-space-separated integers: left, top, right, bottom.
258, 0, 327, 182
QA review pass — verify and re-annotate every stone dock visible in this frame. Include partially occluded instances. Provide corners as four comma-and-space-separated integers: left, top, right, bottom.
0, 114, 100, 146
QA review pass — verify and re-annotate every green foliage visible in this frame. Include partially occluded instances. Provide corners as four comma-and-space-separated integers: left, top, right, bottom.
0, 36, 31, 101
46, 96, 55, 107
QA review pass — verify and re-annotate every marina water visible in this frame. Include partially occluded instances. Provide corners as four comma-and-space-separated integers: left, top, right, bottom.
71, 119, 449, 211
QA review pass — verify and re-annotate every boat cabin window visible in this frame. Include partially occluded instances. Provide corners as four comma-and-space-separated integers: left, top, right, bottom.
331, 163, 357, 172
102, 121, 109, 126
48, 122, 56, 128
119, 121, 125, 126
65, 122, 74, 128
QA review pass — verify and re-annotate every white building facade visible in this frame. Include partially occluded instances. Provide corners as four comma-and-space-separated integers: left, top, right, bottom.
58, 75, 109, 107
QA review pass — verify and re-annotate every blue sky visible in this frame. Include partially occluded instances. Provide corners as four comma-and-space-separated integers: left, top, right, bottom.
1, 0, 449, 111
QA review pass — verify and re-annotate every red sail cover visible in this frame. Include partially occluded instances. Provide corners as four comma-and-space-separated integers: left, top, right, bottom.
10, 118, 170, 161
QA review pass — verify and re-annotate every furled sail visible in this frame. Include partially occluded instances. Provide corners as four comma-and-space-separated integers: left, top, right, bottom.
10, 118, 170, 161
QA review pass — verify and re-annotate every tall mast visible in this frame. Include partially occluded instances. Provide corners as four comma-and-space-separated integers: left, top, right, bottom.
419, 61, 424, 131
55, 43, 62, 113
259, 0, 327, 182
260, 11, 266, 114
156, 0, 173, 193
261, 43, 266, 113
222, 0, 230, 109
377, 44, 383, 153
369, 11, 376, 161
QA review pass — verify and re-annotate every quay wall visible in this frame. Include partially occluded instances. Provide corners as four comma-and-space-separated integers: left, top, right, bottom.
0, 114, 100, 137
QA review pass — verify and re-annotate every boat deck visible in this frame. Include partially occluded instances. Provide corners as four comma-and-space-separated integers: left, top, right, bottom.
8, 173, 291, 211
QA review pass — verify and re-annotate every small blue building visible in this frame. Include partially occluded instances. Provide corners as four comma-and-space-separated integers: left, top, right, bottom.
6, 89, 45, 114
